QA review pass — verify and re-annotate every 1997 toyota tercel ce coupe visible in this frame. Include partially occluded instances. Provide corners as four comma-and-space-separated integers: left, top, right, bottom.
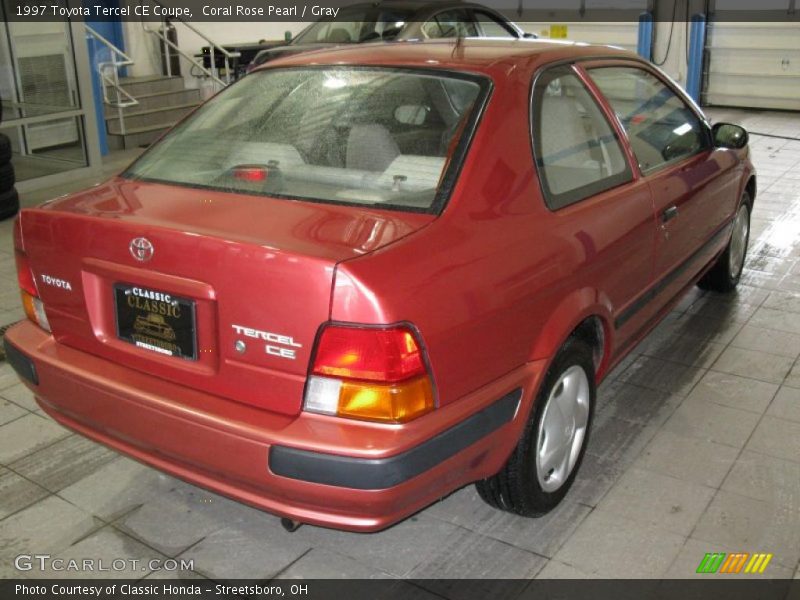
4, 40, 754, 531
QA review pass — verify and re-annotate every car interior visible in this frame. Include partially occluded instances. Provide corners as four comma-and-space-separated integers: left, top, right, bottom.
586, 67, 707, 172
534, 70, 629, 200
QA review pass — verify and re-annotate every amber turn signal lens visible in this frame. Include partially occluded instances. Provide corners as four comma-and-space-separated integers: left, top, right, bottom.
21, 290, 37, 323
337, 375, 435, 423
304, 324, 436, 423
20, 290, 51, 332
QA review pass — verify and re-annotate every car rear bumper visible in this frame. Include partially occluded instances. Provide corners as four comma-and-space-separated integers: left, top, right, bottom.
3, 321, 545, 532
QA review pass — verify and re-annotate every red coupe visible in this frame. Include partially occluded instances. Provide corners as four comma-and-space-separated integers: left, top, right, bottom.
4, 39, 754, 532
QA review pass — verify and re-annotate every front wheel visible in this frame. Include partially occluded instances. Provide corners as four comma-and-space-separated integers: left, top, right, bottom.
475, 336, 595, 516
698, 194, 751, 293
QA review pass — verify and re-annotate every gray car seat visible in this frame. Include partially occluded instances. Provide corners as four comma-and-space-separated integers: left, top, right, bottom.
346, 124, 401, 172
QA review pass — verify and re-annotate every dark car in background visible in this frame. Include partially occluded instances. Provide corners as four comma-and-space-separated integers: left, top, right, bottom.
246, 0, 528, 72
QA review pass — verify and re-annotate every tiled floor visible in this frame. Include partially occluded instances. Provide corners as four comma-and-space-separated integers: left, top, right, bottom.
1, 109, 799, 582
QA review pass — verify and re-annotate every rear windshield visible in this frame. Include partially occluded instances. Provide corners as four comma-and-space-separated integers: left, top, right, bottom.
124, 67, 489, 213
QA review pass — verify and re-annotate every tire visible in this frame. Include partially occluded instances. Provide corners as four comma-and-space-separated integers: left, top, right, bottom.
0, 133, 10, 164
697, 192, 751, 293
0, 162, 14, 193
0, 187, 19, 220
476, 336, 595, 516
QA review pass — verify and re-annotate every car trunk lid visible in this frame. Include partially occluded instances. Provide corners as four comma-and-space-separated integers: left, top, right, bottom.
19, 178, 432, 415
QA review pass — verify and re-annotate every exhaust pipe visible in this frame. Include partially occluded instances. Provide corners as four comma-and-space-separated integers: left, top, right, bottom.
280, 517, 302, 532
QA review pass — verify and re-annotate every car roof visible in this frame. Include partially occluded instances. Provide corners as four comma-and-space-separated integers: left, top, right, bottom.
260, 38, 636, 74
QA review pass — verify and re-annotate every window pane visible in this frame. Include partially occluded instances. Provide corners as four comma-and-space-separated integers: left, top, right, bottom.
125, 68, 486, 212
295, 7, 414, 43
532, 67, 631, 209
587, 67, 707, 172
475, 12, 516, 38
421, 11, 479, 39
1, 117, 88, 181
0, 20, 90, 181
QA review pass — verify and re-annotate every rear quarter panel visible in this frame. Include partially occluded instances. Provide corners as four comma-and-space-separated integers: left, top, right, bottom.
331, 56, 652, 407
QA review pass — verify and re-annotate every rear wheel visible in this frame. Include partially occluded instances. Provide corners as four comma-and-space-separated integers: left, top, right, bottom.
698, 194, 750, 293
476, 336, 595, 516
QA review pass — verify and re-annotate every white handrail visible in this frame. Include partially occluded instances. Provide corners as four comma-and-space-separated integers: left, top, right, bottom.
85, 24, 139, 136
171, 19, 241, 86
97, 62, 137, 108
143, 24, 227, 88
85, 24, 135, 63
176, 19, 239, 59
144, 0, 240, 86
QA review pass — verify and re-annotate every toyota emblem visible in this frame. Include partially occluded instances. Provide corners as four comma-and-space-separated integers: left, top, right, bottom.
129, 237, 154, 262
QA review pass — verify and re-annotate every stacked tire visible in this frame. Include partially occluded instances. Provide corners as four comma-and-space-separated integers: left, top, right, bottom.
0, 97, 18, 220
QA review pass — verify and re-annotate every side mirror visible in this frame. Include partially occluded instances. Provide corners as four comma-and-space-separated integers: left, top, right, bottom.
712, 122, 748, 149
284, 30, 293, 42
394, 104, 429, 126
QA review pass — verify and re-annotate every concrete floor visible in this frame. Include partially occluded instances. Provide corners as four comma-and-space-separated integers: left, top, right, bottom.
0, 109, 799, 581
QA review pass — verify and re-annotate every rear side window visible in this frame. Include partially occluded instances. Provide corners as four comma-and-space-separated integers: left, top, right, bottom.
124, 67, 489, 213
531, 66, 632, 210
586, 66, 709, 173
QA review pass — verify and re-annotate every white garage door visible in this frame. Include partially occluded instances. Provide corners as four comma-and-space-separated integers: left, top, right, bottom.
704, 21, 800, 111
519, 21, 640, 53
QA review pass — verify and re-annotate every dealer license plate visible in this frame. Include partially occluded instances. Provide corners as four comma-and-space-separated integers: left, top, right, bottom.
114, 283, 196, 360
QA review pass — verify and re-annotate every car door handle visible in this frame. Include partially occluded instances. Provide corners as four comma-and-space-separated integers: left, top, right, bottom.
662, 205, 679, 223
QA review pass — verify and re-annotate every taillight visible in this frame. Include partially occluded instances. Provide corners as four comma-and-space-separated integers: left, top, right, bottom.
231, 164, 268, 182
304, 324, 435, 423
15, 250, 36, 297
14, 220, 50, 332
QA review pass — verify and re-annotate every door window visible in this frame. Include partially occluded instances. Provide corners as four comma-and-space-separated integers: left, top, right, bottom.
586, 66, 709, 173
531, 66, 632, 210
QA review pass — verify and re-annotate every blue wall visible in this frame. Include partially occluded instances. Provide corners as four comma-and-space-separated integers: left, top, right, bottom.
686, 14, 707, 104
83, 0, 125, 155
637, 12, 653, 61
